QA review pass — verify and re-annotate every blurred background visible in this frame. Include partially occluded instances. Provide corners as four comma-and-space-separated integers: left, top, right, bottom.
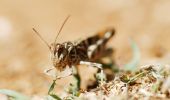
0, 0, 170, 96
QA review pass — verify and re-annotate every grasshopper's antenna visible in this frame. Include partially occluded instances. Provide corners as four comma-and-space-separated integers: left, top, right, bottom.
54, 15, 70, 44
32, 28, 51, 49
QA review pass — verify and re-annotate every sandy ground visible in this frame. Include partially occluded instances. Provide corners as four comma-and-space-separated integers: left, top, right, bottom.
0, 0, 170, 96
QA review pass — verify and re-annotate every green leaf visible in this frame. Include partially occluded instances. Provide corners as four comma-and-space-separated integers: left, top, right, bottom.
0, 89, 29, 100
73, 73, 81, 91
49, 94, 62, 100
48, 80, 56, 94
67, 66, 80, 96
47, 80, 62, 100
124, 39, 140, 71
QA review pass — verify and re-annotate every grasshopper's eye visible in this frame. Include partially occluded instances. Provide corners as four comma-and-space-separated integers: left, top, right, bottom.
49, 46, 52, 51
49, 44, 57, 56
53, 44, 60, 56
54, 48, 57, 55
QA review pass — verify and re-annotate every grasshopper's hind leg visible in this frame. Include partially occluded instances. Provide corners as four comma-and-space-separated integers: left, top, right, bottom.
80, 61, 105, 84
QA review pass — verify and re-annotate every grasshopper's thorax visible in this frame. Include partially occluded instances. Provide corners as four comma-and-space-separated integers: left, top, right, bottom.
49, 42, 75, 71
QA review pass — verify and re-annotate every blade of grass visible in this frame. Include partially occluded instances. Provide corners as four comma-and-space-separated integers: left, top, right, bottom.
127, 71, 145, 84
124, 38, 140, 71
49, 94, 62, 100
0, 89, 29, 100
127, 68, 153, 84
48, 80, 56, 94
48, 80, 62, 100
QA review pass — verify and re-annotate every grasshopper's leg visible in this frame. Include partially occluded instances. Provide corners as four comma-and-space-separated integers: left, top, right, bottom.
56, 72, 73, 79
80, 61, 102, 69
80, 61, 105, 84
44, 67, 73, 79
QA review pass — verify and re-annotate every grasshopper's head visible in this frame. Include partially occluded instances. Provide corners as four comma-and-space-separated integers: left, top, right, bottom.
44, 43, 72, 78
50, 43, 67, 71
50, 43, 60, 65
